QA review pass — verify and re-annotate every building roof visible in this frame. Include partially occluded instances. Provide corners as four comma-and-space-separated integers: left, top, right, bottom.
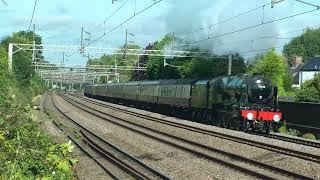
300, 57, 320, 71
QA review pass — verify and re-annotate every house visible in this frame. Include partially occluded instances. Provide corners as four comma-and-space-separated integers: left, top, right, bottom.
287, 56, 304, 87
298, 56, 320, 87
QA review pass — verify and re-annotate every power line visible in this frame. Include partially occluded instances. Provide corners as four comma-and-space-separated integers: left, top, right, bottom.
176, 2, 272, 37
28, 0, 38, 31
240, 46, 283, 54
214, 24, 320, 47
176, 7, 320, 48
295, 0, 320, 8
36, 27, 56, 38
1, 0, 8, 6
86, 0, 163, 47
88, 0, 129, 34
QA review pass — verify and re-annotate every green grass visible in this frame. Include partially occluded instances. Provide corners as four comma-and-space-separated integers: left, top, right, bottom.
278, 123, 318, 140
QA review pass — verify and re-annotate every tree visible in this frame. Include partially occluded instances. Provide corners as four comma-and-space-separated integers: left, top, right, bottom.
250, 49, 286, 95
86, 44, 141, 82
179, 54, 246, 79
145, 35, 247, 80
1, 32, 36, 86
146, 35, 174, 80
295, 74, 320, 102
0, 46, 10, 103
283, 28, 320, 63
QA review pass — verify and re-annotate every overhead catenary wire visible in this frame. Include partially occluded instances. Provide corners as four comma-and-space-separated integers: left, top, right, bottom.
295, 0, 320, 8
86, 0, 164, 47
239, 41, 317, 55
28, 0, 38, 31
1, 0, 8, 6
210, 24, 320, 47
176, 1, 272, 37
88, 0, 129, 34
176, 7, 320, 48
36, 27, 56, 38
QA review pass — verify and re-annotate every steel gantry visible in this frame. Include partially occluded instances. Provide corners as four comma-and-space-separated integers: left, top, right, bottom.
40, 70, 120, 85
8, 43, 206, 71
7, 43, 205, 89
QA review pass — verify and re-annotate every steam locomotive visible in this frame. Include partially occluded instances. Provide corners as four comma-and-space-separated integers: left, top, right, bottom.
84, 74, 282, 133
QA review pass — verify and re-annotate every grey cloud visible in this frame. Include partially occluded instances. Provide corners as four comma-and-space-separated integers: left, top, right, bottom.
56, 4, 68, 14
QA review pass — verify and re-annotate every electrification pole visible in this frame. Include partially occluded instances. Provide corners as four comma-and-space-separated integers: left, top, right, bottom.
80, 27, 84, 53
228, 54, 232, 76
124, 29, 128, 58
171, 32, 174, 59
32, 24, 36, 71
62, 51, 65, 65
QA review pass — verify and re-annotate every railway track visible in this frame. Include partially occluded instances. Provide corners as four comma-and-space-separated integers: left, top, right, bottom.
59, 93, 316, 180
71, 94, 320, 149
68, 93, 320, 163
75, 93, 320, 148
43, 93, 120, 179
45, 92, 169, 180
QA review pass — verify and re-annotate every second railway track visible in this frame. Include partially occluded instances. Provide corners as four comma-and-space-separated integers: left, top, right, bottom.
45, 92, 169, 180
58, 93, 317, 180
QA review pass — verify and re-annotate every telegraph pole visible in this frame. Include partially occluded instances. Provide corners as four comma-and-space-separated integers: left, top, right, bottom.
80, 27, 84, 53
62, 51, 65, 65
228, 54, 232, 76
32, 24, 36, 70
124, 29, 128, 58
171, 32, 174, 58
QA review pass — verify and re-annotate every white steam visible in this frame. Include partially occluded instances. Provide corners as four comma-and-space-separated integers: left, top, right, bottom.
164, 0, 312, 57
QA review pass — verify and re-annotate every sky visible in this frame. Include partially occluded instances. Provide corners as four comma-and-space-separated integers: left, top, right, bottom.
0, 0, 320, 65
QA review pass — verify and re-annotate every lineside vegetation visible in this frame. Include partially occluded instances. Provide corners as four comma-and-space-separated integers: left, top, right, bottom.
0, 31, 77, 179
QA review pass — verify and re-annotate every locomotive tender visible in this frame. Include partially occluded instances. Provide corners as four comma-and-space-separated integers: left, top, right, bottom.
84, 74, 282, 132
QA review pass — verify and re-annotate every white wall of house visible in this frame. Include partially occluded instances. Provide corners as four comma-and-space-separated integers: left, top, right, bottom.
299, 71, 320, 86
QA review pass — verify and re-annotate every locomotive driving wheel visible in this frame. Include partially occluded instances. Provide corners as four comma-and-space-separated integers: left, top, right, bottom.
242, 119, 249, 132
216, 112, 221, 127
229, 117, 236, 130
235, 118, 241, 130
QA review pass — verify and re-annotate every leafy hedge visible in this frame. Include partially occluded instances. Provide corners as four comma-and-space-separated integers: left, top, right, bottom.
295, 73, 320, 102
0, 100, 77, 179
0, 31, 77, 179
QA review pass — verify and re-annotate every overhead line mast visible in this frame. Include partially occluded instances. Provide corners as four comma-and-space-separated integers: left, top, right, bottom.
28, 0, 38, 31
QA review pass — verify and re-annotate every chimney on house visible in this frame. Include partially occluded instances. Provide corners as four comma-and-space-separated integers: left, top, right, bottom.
292, 56, 303, 68
283, 56, 288, 66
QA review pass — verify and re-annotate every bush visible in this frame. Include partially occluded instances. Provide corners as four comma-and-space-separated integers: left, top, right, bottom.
0, 100, 76, 179
296, 74, 320, 102
249, 49, 287, 95
278, 122, 301, 136
0, 45, 73, 178
302, 133, 317, 140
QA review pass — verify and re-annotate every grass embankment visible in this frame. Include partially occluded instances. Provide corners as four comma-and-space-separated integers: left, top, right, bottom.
0, 75, 77, 179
